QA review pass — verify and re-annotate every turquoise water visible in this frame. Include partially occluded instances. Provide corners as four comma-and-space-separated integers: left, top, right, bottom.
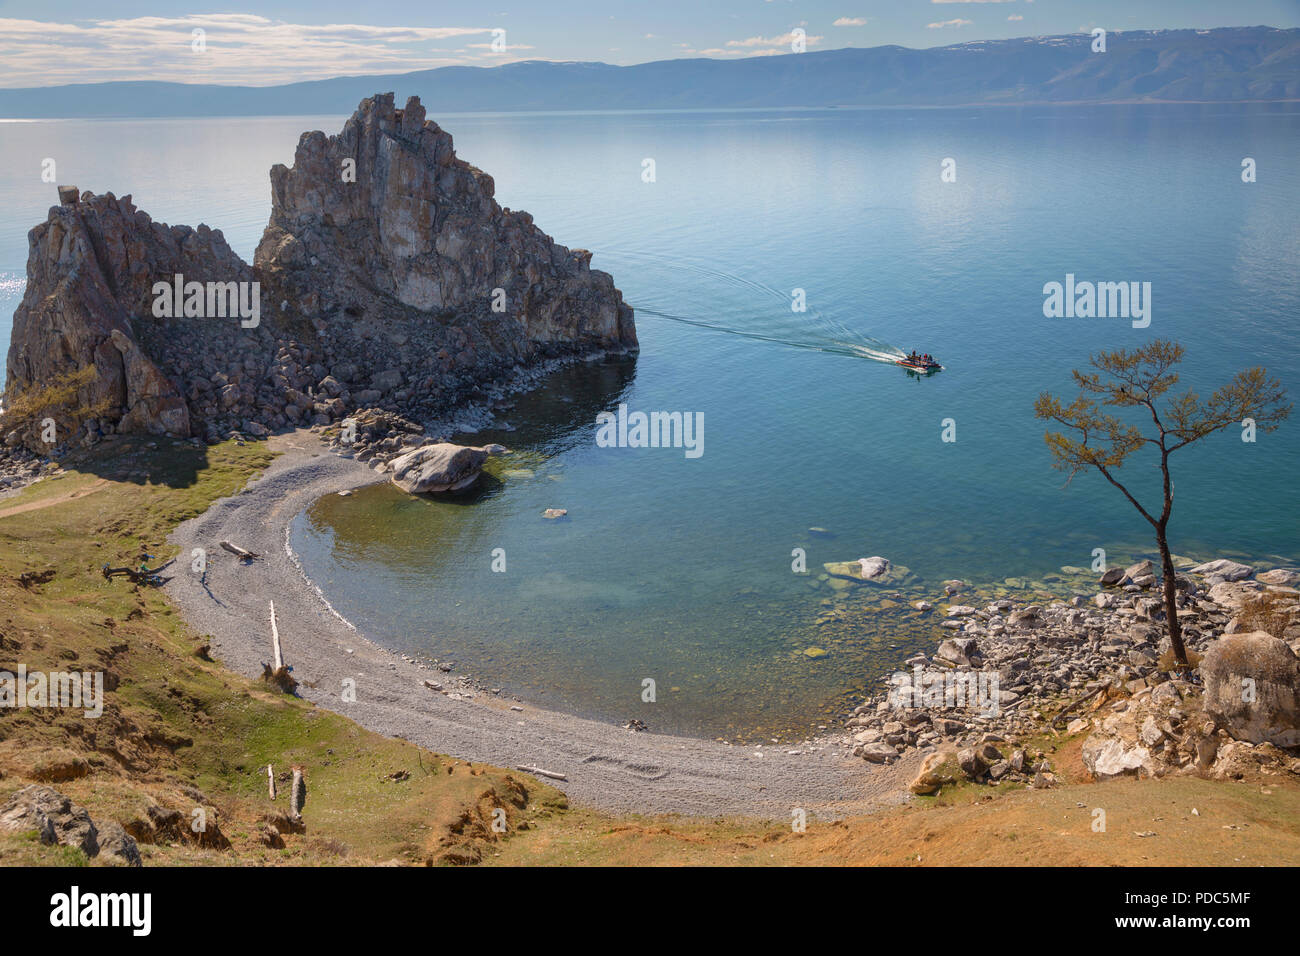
3, 107, 1298, 738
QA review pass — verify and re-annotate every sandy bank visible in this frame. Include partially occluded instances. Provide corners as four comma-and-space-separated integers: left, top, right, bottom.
166, 431, 918, 818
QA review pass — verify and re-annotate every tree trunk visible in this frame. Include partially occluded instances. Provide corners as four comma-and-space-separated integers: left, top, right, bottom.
1156, 525, 1189, 669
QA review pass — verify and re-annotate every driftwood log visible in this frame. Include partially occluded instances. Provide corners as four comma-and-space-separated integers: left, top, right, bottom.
101, 561, 172, 584
516, 765, 567, 781
219, 540, 260, 561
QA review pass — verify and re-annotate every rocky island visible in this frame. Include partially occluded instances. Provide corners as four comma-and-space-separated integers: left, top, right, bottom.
3, 93, 635, 460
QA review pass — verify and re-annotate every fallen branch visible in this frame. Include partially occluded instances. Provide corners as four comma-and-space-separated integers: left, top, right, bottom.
101, 560, 173, 585
515, 765, 567, 781
1049, 683, 1109, 731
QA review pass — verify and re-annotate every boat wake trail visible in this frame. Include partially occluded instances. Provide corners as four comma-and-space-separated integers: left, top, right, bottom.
601, 250, 904, 365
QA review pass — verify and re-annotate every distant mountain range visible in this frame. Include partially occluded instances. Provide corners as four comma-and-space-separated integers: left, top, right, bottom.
2, 27, 1297, 118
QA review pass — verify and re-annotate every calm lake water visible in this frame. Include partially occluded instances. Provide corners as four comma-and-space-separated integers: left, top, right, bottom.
3, 106, 1298, 739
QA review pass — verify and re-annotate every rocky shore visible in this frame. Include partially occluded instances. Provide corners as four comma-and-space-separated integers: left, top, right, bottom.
837, 557, 1300, 793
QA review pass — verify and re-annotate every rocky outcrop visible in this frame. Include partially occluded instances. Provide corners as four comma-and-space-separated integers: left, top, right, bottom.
4, 94, 635, 454
1190, 559, 1254, 582
256, 93, 635, 362
0, 784, 99, 855
3, 191, 241, 447
0, 785, 143, 865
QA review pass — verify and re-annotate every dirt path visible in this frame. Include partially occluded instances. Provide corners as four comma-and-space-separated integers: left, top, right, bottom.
0, 477, 107, 520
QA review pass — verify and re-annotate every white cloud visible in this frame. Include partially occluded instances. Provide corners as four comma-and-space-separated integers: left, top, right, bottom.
1008, 14, 1024, 20
927, 18, 973, 28
0, 15, 521, 88
726, 32, 823, 49
833, 17, 868, 27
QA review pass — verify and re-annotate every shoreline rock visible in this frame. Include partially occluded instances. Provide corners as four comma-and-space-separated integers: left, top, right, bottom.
848, 557, 1300, 788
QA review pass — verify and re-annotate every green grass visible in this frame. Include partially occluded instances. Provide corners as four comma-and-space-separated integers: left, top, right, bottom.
0, 435, 563, 865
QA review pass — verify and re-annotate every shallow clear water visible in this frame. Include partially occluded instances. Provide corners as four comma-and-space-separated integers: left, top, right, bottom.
3, 106, 1298, 739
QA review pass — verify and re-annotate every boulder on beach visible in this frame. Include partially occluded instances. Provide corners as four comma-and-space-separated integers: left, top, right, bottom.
1258, 568, 1300, 587
388, 442, 504, 494
936, 636, 979, 666
909, 750, 960, 794
1199, 631, 1300, 748
1099, 567, 1126, 586
1207, 579, 1263, 610
1191, 559, 1254, 582
1124, 559, 1157, 588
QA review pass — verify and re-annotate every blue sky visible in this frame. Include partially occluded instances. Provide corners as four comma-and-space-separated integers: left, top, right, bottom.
2, 0, 1297, 87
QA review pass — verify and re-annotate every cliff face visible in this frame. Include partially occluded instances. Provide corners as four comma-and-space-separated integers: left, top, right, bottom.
3, 94, 635, 452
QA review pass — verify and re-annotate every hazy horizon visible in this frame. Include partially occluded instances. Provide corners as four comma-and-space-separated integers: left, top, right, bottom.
2, 1, 1299, 89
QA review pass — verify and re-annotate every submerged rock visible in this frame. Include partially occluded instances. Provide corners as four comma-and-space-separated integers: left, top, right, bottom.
823, 556, 911, 587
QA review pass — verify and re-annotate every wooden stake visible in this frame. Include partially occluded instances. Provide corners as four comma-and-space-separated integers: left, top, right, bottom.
290, 767, 306, 819
267, 764, 276, 800
270, 600, 284, 672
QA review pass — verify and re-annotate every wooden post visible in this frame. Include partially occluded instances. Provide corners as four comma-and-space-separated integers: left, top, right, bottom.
267, 764, 276, 800
269, 600, 284, 672
290, 767, 306, 820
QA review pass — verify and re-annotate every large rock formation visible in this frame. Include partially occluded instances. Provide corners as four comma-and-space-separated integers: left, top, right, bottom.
3, 94, 635, 453
256, 93, 635, 357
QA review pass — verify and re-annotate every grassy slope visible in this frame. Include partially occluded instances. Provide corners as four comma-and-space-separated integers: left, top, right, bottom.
1, 435, 1295, 867
0, 436, 566, 866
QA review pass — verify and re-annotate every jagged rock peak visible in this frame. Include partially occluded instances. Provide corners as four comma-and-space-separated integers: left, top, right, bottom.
255, 93, 636, 350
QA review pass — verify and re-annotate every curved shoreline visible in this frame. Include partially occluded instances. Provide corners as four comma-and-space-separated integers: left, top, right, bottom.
166, 430, 919, 817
